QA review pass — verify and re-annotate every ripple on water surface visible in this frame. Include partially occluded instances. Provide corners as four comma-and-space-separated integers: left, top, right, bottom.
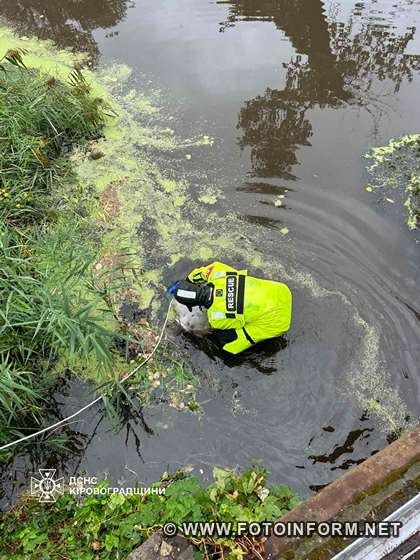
0, 0, 419, 506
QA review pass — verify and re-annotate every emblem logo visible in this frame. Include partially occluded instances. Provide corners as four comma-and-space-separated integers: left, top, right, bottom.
31, 469, 64, 502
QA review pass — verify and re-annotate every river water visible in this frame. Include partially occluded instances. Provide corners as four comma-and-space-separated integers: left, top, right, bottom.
1, 0, 419, 508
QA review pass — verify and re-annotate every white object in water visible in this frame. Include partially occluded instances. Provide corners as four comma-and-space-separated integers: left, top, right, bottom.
172, 300, 212, 335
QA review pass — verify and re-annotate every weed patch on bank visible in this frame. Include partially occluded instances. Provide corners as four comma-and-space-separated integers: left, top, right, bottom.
0, 467, 300, 560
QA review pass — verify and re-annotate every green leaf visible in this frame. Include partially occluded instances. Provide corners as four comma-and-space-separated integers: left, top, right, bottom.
108, 492, 126, 511
104, 533, 119, 551
212, 467, 231, 490
165, 477, 201, 498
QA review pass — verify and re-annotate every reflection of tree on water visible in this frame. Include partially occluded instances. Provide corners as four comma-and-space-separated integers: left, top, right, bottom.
218, 0, 420, 178
1, 0, 134, 63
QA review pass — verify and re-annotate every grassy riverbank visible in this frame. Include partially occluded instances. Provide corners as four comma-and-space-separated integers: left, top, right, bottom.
0, 51, 116, 449
0, 467, 300, 559
0, 49, 199, 457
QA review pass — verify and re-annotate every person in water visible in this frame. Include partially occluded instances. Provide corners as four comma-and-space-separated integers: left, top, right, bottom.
169, 261, 292, 354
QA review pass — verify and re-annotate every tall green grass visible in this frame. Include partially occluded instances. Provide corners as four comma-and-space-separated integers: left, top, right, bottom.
0, 226, 115, 369
0, 357, 45, 447
0, 52, 108, 224
0, 51, 117, 454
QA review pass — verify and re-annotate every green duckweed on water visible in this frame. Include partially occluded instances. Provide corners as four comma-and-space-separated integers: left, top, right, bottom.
365, 134, 420, 230
0, 24, 414, 454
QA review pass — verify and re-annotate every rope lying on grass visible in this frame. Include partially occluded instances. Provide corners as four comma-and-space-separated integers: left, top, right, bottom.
0, 299, 173, 452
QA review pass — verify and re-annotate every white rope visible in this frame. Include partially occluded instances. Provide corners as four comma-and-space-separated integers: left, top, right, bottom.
0, 299, 173, 452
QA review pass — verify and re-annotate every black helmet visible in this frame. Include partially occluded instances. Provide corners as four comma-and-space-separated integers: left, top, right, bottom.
172, 280, 213, 311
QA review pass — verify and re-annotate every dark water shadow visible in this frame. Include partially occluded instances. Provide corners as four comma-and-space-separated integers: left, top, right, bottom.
237, 182, 292, 195
0, 371, 153, 510
179, 328, 289, 375
0, 374, 89, 509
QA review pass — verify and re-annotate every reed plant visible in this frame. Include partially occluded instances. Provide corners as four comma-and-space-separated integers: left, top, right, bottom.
0, 50, 108, 225
0, 51, 116, 453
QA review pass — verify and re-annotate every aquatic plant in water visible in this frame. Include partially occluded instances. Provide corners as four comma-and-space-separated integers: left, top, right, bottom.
365, 134, 420, 230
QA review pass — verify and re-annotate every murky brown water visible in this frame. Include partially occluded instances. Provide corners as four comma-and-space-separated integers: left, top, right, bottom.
1, 0, 419, 508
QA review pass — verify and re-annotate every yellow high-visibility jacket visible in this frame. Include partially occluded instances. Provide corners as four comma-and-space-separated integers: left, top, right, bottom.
187, 262, 292, 354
